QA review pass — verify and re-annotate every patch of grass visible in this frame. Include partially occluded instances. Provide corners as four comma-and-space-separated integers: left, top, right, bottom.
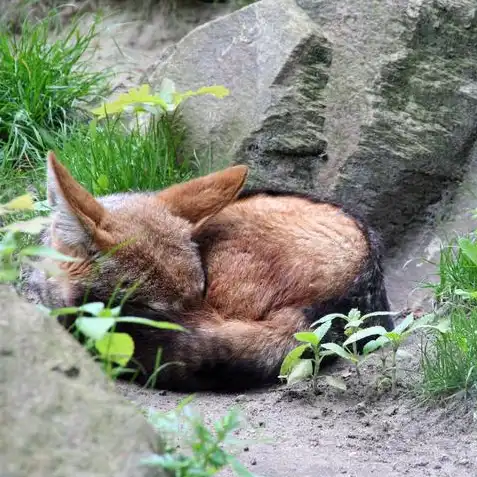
419, 230, 477, 401
53, 114, 193, 196
423, 234, 477, 304
0, 166, 45, 203
0, 11, 110, 169
420, 305, 477, 399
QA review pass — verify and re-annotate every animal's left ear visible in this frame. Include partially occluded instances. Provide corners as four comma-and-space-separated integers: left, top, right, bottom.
46, 151, 111, 248
156, 165, 249, 234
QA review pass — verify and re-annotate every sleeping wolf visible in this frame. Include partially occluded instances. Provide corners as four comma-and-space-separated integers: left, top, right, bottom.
22, 152, 393, 391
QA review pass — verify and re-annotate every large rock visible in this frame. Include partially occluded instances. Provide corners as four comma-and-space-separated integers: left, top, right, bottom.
0, 285, 166, 477
151, 0, 332, 192
149, 0, 477, 250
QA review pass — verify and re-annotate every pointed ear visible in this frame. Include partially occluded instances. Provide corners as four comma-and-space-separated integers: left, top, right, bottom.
156, 165, 249, 233
46, 151, 109, 246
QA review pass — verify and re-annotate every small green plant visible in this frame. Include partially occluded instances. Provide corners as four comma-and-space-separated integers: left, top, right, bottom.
46, 299, 186, 380
90, 80, 229, 121
142, 398, 259, 477
358, 313, 447, 394
278, 308, 445, 395
0, 12, 110, 167
279, 319, 348, 393
313, 309, 396, 384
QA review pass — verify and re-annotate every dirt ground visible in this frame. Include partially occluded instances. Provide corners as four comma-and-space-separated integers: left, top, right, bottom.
118, 334, 477, 477
38, 1, 477, 475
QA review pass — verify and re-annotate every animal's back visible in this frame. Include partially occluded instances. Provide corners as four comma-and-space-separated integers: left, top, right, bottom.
198, 192, 371, 321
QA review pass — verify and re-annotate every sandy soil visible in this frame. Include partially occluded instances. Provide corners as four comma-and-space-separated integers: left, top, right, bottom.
118, 334, 477, 477
39, 2, 477, 475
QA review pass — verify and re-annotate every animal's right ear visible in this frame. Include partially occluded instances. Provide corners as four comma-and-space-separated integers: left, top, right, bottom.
156, 165, 249, 234
46, 151, 111, 248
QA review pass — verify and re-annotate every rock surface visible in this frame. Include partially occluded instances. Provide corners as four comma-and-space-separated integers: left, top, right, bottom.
150, 0, 477, 250
0, 285, 166, 477
151, 0, 332, 192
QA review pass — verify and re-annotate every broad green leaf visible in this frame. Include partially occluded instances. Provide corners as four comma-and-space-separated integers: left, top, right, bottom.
96, 174, 109, 193
89, 117, 98, 139
458, 237, 477, 266
324, 375, 347, 391
321, 343, 356, 362
294, 331, 319, 345
140, 454, 176, 468
362, 337, 389, 355
76, 317, 115, 340
1, 216, 51, 234
414, 318, 451, 334
106, 306, 122, 318
49, 306, 81, 317
97, 308, 114, 318
314, 319, 332, 341
196, 85, 230, 98
115, 317, 186, 332
362, 311, 398, 320
453, 289, 477, 299
91, 84, 169, 119
393, 313, 414, 334
345, 319, 364, 329
20, 245, 79, 262
79, 302, 105, 316
95, 332, 134, 367
343, 326, 387, 347
384, 331, 401, 342
348, 308, 361, 320
410, 313, 435, 328
287, 359, 313, 385
3, 194, 35, 211
0, 241, 17, 255
0, 268, 19, 282
311, 313, 347, 327
280, 344, 309, 376
174, 85, 230, 106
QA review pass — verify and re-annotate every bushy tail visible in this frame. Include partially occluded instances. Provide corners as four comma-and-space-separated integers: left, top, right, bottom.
115, 306, 309, 392
302, 225, 394, 346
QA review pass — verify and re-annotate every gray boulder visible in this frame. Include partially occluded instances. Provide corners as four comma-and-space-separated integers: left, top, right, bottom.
149, 0, 477, 249
0, 285, 166, 477
150, 0, 332, 192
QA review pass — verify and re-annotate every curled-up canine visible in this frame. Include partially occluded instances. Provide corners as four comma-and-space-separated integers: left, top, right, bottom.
22, 151, 394, 392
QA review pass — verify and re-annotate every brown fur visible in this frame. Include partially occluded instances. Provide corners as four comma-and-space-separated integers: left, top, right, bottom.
22, 151, 393, 392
